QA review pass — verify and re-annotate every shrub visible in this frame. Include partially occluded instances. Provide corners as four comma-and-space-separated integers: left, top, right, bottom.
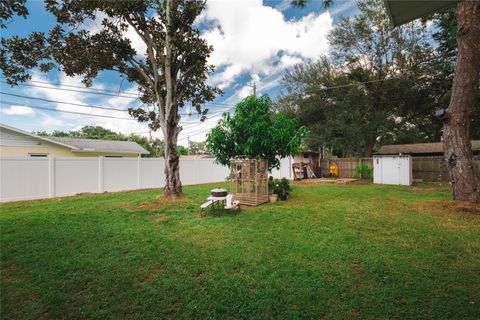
268, 176, 275, 194
268, 176, 290, 200
353, 163, 373, 179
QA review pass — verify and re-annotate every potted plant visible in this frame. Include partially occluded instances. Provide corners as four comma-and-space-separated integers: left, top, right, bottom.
278, 178, 290, 200
268, 176, 278, 202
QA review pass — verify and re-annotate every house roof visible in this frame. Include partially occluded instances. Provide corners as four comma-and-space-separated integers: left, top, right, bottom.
180, 155, 213, 159
48, 137, 149, 154
1, 123, 77, 149
377, 141, 480, 155
383, 0, 459, 27
1, 123, 149, 154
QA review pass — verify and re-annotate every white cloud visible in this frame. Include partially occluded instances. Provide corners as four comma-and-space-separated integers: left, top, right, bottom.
6, 2, 338, 144
18, 72, 209, 140
1, 105, 36, 116
200, 0, 333, 89
426, 20, 434, 29
24, 72, 148, 135
328, 1, 356, 16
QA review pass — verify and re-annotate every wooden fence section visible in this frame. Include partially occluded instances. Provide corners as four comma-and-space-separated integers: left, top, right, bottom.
318, 156, 480, 181
412, 156, 480, 182
319, 158, 372, 178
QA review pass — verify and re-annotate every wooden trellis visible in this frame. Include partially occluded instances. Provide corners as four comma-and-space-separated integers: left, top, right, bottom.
230, 158, 269, 206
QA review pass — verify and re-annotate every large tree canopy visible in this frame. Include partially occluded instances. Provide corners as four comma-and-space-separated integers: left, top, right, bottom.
206, 95, 307, 171
277, 0, 437, 157
289, 0, 480, 202
0, 0, 220, 197
429, 8, 480, 140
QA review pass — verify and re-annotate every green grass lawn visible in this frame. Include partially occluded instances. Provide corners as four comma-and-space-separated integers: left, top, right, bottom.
1, 182, 479, 319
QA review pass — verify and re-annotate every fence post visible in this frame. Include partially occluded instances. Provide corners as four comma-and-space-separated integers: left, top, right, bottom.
48, 156, 55, 198
137, 157, 141, 188
359, 158, 362, 179
98, 156, 104, 193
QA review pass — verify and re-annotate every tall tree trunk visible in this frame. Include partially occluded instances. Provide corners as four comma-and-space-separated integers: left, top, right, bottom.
364, 137, 375, 158
163, 124, 182, 197
162, 0, 182, 198
443, 1, 480, 203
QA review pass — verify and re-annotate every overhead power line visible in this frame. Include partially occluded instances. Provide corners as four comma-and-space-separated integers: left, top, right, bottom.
0, 91, 234, 117
0, 100, 136, 121
179, 114, 226, 136
304, 77, 409, 92
0, 77, 140, 96
1, 87, 234, 112
0, 81, 140, 99
1, 100, 232, 129
1, 92, 137, 112
1, 78, 235, 107
178, 113, 224, 132
179, 125, 216, 138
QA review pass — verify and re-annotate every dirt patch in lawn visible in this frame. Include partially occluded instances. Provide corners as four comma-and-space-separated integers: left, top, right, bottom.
410, 183, 449, 194
291, 178, 361, 187
410, 199, 480, 216
120, 195, 192, 212
410, 187, 438, 194
1, 261, 31, 282
155, 214, 170, 224
1, 261, 50, 319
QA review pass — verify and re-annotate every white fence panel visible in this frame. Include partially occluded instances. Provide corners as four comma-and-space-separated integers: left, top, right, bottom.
179, 159, 229, 185
178, 159, 197, 185
103, 158, 139, 192
55, 157, 99, 197
0, 158, 50, 202
0, 156, 294, 203
140, 158, 165, 189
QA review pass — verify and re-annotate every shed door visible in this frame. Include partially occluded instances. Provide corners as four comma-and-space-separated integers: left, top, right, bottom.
381, 157, 401, 185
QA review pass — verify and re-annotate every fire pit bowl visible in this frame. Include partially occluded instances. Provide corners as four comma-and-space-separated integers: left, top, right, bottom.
211, 188, 228, 197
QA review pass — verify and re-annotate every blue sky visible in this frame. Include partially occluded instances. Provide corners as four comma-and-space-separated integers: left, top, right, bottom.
0, 0, 358, 146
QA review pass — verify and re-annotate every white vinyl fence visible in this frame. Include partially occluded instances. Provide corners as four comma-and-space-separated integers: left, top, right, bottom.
0, 156, 293, 203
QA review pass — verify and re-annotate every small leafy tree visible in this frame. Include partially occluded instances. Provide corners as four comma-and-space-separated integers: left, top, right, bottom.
353, 163, 373, 179
176, 145, 187, 155
188, 141, 208, 155
206, 95, 307, 170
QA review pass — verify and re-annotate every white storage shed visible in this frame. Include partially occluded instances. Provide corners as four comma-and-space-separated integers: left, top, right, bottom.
373, 155, 412, 186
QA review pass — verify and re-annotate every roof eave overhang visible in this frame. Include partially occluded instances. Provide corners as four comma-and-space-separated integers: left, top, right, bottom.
71, 150, 149, 154
0, 123, 78, 150
383, 0, 459, 27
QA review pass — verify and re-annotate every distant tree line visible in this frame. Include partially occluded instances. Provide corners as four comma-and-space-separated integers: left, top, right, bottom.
277, 0, 479, 158
37, 125, 208, 157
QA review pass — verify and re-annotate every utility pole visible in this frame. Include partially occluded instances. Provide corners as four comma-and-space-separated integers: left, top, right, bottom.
247, 82, 257, 97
